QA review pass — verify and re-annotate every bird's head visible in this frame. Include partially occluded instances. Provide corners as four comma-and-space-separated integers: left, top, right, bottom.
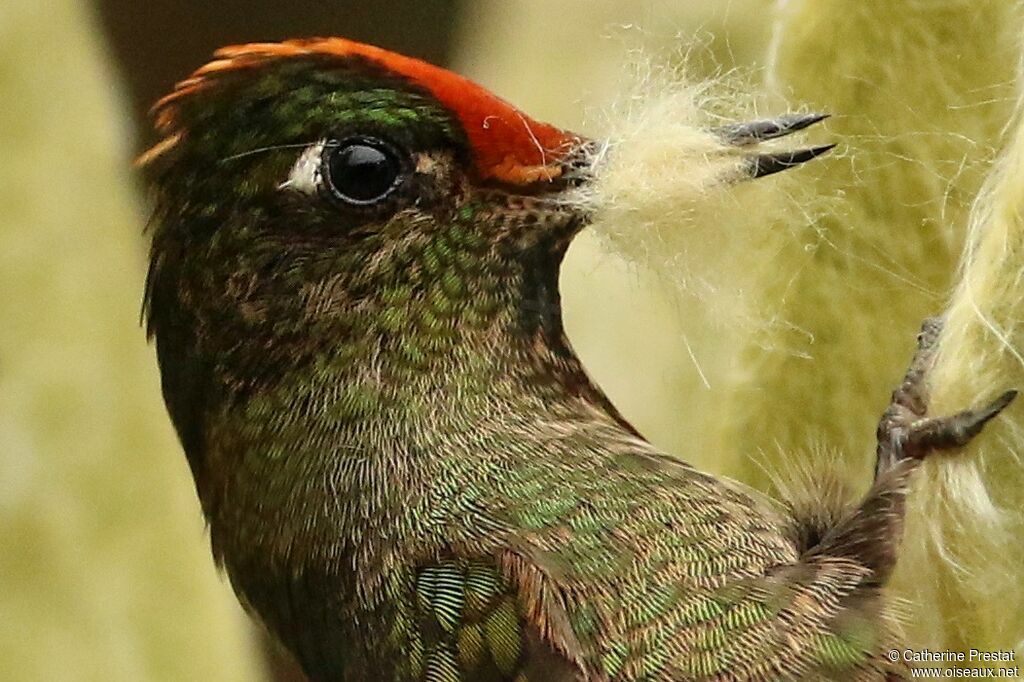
142, 39, 592, 386
141, 38, 829, 406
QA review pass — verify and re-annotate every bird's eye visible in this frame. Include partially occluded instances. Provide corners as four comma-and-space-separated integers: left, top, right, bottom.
322, 137, 404, 206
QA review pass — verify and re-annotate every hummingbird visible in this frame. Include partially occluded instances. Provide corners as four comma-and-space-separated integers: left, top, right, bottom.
140, 39, 1014, 681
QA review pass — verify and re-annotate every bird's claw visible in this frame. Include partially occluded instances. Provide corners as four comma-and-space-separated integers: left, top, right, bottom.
874, 316, 1017, 478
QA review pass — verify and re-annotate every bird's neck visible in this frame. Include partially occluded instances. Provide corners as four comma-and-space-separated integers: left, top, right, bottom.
194, 246, 638, 623
197, 199, 633, 441
186, 211, 636, 548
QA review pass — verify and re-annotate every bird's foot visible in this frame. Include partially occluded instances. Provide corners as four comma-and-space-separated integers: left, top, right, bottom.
874, 316, 1017, 478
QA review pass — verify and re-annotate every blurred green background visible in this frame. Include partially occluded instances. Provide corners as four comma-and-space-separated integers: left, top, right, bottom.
2, 1, 1020, 680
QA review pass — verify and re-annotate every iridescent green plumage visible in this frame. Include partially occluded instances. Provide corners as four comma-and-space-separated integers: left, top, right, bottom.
141, 40, 1009, 681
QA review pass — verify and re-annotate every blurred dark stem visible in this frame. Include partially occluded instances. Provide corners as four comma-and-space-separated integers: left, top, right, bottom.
91, 2, 462, 679
92, 0, 462, 151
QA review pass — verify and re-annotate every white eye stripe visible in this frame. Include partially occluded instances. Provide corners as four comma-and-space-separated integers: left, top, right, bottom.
278, 140, 327, 194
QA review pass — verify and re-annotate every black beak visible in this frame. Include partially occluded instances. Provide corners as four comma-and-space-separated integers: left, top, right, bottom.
747, 144, 837, 179
715, 112, 835, 179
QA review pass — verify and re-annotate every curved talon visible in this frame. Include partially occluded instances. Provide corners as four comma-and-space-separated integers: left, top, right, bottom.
902, 390, 1017, 459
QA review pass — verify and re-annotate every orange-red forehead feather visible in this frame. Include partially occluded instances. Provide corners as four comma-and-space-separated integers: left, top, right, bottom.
151, 38, 582, 185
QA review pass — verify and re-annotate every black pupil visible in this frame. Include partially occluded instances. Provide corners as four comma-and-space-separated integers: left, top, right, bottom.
326, 141, 400, 203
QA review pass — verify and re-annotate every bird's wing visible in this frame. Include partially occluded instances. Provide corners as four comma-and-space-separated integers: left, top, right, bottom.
473, 444, 908, 681
411, 557, 581, 682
